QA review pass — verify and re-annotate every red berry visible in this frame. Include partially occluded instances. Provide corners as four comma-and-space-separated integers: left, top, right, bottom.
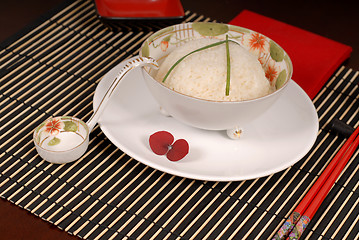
167, 139, 189, 161
149, 131, 174, 155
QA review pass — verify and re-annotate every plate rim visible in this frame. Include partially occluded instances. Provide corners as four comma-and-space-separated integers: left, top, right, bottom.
94, 59, 319, 181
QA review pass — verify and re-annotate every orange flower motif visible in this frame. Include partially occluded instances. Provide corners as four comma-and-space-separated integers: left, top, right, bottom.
265, 61, 279, 83
249, 33, 266, 51
160, 41, 169, 51
44, 118, 64, 135
242, 32, 269, 55
160, 35, 172, 52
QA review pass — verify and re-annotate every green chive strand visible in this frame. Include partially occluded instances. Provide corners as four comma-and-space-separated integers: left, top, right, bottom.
162, 38, 237, 96
225, 35, 231, 96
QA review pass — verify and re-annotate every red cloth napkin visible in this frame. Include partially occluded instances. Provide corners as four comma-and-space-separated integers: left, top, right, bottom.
229, 10, 352, 99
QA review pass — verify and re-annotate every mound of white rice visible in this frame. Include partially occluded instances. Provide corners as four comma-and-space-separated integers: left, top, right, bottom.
155, 38, 274, 101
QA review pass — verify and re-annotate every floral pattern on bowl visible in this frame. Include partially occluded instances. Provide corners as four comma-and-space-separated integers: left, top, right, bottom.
141, 22, 292, 90
34, 116, 88, 149
33, 116, 90, 164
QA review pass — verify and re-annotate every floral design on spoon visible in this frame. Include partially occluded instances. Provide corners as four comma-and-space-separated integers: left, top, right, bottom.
42, 117, 80, 146
44, 117, 64, 135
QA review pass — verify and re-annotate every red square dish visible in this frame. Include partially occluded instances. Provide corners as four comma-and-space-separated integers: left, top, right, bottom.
94, 0, 185, 20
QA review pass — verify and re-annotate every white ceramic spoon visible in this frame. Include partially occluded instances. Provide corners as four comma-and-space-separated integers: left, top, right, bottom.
33, 57, 158, 164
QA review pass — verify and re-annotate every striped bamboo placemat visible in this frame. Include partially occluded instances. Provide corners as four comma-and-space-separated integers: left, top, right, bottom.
1, 0, 358, 239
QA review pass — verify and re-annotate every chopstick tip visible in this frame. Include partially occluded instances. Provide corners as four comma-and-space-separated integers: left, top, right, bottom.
329, 118, 355, 138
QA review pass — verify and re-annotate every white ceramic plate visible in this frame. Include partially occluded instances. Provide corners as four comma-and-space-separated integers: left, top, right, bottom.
93, 59, 319, 181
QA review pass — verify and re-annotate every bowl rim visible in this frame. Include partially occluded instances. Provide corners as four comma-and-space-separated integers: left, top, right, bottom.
33, 116, 89, 153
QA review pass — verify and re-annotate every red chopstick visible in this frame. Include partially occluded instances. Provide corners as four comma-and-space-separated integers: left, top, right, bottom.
273, 126, 359, 240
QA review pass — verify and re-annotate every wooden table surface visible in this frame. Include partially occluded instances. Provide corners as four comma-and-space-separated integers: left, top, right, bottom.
0, 0, 358, 239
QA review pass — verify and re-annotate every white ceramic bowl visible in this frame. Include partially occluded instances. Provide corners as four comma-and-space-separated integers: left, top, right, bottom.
139, 22, 293, 133
33, 116, 89, 164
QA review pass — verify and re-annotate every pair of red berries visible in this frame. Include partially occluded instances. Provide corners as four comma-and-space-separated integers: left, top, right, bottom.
149, 131, 189, 161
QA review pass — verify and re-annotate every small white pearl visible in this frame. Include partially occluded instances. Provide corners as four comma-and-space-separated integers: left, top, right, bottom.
227, 127, 243, 140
